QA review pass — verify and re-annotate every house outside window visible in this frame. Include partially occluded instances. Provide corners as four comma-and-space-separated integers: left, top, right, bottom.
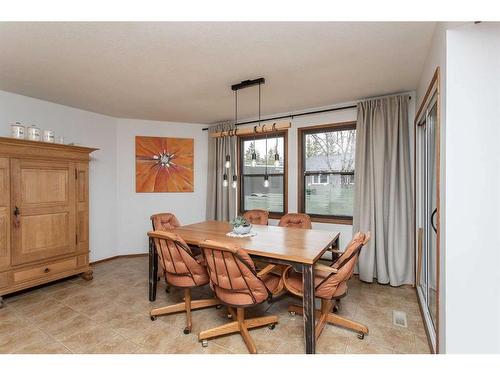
298, 122, 356, 223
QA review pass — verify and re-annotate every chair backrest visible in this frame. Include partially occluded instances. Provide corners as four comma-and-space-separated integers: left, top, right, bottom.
199, 240, 270, 307
278, 213, 312, 229
242, 209, 269, 225
150, 213, 181, 231
148, 230, 207, 287
331, 232, 366, 269
316, 232, 371, 299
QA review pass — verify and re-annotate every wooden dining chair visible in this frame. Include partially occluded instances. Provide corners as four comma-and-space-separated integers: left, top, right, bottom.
242, 209, 269, 225
148, 231, 220, 334
282, 232, 371, 340
197, 240, 282, 354
278, 213, 312, 229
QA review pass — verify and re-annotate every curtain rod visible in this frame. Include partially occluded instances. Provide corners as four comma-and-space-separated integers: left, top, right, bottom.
202, 94, 412, 131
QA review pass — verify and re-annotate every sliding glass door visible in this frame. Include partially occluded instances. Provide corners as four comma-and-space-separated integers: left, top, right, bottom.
415, 69, 440, 353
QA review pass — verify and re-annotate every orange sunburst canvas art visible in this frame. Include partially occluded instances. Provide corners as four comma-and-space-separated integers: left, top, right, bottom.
135, 136, 194, 192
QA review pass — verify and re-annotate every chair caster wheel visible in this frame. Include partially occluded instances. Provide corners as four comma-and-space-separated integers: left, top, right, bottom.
289, 311, 296, 317
150, 315, 157, 321
268, 323, 276, 330
201, 340, 208, 348
357, 333, 365, 340
165, 287, 170, 294
183, 327, 191, 335
215, 304, 222, 309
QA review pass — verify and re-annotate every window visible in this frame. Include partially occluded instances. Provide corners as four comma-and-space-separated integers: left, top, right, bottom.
239, 132, 287, 216
298, 123, 356, 223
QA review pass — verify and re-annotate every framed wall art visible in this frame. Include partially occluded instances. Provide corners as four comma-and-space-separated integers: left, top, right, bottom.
135, 136, 194, 192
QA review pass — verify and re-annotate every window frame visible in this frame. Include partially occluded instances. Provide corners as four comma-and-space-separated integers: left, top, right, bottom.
237, 130, 288, 219
298, 122, 356, 225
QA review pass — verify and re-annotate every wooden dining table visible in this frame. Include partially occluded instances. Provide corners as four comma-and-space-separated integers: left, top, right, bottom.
148, 220, 340, 354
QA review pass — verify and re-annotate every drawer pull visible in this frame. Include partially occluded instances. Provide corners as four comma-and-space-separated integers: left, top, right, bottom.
44, 267, 50, 273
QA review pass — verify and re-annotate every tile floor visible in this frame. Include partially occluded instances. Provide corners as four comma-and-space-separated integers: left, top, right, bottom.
0, 256, 430, 354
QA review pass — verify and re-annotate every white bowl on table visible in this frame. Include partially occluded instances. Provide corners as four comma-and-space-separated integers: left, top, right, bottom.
232, 224, 252, 235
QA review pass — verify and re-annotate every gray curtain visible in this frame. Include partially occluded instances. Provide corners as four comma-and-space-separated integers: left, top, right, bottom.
206, 122, 238, 221
353, 95, 413, 286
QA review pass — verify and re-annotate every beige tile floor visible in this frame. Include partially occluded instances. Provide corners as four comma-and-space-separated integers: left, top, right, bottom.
0, 256, 430, 354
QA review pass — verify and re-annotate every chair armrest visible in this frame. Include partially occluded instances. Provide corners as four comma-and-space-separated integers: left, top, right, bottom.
257, 264, 279, 278
314, 263, 338, 274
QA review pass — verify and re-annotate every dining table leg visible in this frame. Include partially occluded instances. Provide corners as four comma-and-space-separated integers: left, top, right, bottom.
302, 263, 316, 354
148, 237, 158, 302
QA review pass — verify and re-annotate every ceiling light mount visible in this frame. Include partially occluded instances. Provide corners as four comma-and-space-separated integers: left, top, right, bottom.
231, 78, 265, 91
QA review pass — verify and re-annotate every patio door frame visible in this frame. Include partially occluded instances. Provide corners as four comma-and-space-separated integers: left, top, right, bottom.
414, 67, 441, 354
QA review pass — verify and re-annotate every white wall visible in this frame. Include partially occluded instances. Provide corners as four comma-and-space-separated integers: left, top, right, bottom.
0, 90, 208, 262
445, 22, 500, 354
115, 118, 207, 254
0, 90, 118, 261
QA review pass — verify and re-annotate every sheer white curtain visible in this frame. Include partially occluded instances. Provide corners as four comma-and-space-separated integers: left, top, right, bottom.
206, 122, 238, 221
353, 95, 414, 286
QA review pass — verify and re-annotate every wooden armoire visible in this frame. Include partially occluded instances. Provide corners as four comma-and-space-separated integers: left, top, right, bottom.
0, 137, 97, 307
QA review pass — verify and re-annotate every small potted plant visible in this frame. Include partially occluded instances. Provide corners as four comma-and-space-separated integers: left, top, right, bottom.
231, 216, 252, 235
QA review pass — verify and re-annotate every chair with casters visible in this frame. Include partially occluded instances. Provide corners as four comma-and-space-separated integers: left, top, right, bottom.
278, 213, 312, 229
150, 212, 200, 293
148, 230, 220, 335
242, 209, 269, 225
150, 212, 181, 231
197, 240, 283, 354
282, 232, 371, 340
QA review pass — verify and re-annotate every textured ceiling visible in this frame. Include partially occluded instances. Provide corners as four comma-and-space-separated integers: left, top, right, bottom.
0, 22, 436, 124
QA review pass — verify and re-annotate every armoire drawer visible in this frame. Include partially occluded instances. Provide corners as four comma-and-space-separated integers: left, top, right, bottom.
12, 257, 78, 284
0, 272, 9, 289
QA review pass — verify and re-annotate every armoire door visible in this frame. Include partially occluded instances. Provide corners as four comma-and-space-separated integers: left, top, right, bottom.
10, 159, 76, 265
0, 158, 10, 270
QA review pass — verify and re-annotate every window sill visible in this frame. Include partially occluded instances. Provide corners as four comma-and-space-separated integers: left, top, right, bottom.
310, 216, 353, 225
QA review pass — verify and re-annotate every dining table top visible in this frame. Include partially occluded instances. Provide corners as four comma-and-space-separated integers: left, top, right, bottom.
169, 220, 339, 265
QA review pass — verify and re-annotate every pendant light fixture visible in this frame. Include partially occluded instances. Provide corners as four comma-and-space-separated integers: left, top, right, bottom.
227, 77, 265, 187
231, 91, 238, 189
251, 126, 257, 167
222, 132, 229, 188
264, 124, 269, 187
273, 124, 280, 167
252, 83, 262, 168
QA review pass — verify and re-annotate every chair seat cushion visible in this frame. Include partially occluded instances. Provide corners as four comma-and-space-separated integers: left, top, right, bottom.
284, 268, 347, 299
212, 273, 280, 307
260, 273, 281, 295
165, 255, 209, 288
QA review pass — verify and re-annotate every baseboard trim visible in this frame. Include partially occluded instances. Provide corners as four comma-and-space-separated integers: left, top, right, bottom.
90, 253, 147, 265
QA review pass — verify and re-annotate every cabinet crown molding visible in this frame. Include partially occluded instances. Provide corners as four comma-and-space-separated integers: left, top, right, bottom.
0, 137, 98, 161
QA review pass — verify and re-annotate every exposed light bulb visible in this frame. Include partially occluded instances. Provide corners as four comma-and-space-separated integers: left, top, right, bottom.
225, 155, 231, 169
263, 175, 269, 188
274, 153, 280, 167
231, 175, 237, 189
223, 173, 228, 188
251, 152, 257, 167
